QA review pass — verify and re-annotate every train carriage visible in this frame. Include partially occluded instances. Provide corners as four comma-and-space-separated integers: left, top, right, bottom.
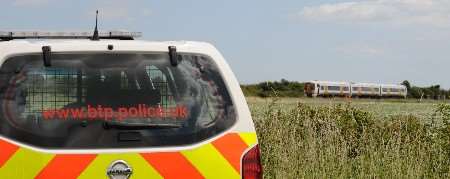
351, 83, 381, 98
305, 80, 407, 98
380, 84, 407, 98
304, 81, 351, 97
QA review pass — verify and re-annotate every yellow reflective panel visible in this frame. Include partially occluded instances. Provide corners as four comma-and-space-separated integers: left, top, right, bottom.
0, 148, 54, 179
78, 153, 162, 179
239, 132, 258, 146
182, 143, 239, 179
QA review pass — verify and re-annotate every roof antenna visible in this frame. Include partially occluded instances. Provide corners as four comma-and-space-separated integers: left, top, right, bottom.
92, 10, 100, 41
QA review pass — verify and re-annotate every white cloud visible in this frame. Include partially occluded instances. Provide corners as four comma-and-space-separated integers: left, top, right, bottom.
12, 0, 50, 7
299, 0, 450, 27
140, 9, 152, 17
335, 44, 385, 57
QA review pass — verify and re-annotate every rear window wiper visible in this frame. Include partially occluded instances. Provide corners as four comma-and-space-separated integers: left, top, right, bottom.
103, 121, 182, 130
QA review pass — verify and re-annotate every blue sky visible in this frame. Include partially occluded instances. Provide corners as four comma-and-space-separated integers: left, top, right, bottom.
2, 0, 450, 88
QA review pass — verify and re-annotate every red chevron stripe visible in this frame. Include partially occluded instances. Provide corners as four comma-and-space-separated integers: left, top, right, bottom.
212, 133, 249, 173
141, 152, 204, 179
35, 154, 96, 179
0, 139, 19, 168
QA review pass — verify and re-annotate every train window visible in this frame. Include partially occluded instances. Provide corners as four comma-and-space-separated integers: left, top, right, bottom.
343, 87, 349, 91
328, 86, 340, 91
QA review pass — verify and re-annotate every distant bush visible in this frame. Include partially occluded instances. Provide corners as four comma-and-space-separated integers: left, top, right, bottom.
241, 79, 304, 97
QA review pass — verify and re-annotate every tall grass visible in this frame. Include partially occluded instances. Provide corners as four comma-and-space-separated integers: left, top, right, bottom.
253, 99, 450, 178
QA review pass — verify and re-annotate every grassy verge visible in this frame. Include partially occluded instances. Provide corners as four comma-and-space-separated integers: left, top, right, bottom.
250, 98, 450, 178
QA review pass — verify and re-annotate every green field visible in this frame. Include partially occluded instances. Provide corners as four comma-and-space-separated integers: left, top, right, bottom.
248, 97, 445, 122
247, 97, 450, 178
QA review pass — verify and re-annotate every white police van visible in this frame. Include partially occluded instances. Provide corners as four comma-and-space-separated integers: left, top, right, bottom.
0, 30, 261, 179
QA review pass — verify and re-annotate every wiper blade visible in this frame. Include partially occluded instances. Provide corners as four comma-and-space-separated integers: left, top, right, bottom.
103, 121, 182, 130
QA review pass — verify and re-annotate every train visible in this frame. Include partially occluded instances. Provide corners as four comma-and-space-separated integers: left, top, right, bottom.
304, 81, 407, 98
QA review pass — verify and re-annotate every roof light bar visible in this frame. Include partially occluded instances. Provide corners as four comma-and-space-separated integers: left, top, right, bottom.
0, 31, 142, 40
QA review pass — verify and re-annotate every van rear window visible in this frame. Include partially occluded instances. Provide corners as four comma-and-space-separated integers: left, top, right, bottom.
0, 53, 235, 149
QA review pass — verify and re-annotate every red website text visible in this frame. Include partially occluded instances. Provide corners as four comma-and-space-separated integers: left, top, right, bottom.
42, 104, 188, 121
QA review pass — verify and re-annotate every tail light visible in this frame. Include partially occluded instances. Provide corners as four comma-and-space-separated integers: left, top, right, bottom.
242, 144, 263, 179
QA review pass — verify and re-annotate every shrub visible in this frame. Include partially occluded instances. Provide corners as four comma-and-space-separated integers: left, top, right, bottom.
253, 100, 450, 178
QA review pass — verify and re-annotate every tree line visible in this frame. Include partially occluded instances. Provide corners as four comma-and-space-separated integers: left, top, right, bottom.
401, 80, 450, 100
241, 79, 450, 100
